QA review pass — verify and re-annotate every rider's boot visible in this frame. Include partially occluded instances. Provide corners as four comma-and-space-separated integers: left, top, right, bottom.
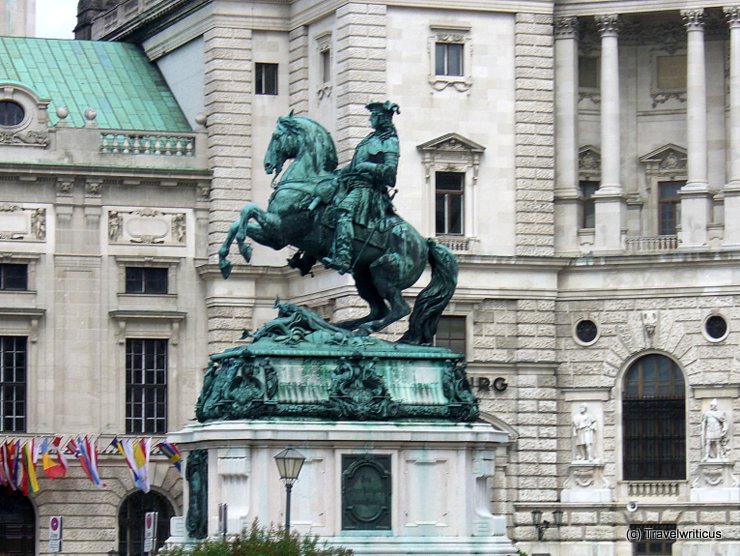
322, 213, 353, 274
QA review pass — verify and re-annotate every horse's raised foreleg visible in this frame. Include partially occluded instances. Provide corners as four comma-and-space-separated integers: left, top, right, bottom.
218, 219, 241, 279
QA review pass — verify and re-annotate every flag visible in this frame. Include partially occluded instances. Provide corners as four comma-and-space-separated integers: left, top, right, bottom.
132, 438, 151, 493
157, 441, 181, 472
22, 440, 39, 494
52, 436, 69, 476
111, 437, 145, 491
2, 441, 16, 490
0, 442, 7, 487
41, 437, 66, 480
69, 436, 104, 488
12, 441, 23, 492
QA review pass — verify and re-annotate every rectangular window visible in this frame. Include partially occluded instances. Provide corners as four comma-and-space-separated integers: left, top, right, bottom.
434, 315, 466, 356
126, 339, 167, 434
658, 181, 683, 236
435, 171, 464, 235
321, 49, 331, 83
578, 56, 599, 89
580, 180, 599, 229
435, 42, 463, 76
125, 267, 168, 294
0, 263, 28, 290
255, 62, 278, 95
1, 336, 27, 433
628, 523, 676, 555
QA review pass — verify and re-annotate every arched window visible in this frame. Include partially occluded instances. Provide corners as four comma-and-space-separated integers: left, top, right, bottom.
117, 491, 174, 555
622, 354, 686, 480
0, 490, 35, 555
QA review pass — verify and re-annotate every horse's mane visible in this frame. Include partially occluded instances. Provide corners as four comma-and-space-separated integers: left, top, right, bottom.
282, 115, 338, 174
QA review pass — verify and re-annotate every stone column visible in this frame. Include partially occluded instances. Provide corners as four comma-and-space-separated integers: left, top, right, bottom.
554, 16, 581, 254
723, 6, 740, 245
593, 14, 625, 251
680, 8, 712, 246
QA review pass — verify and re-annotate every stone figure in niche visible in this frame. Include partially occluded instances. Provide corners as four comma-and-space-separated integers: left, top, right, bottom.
321, 100, 400, 275
572, 403, 597, 462
32, 208, 46, 239
108, 211, 122, 241
701, 399, 728, 461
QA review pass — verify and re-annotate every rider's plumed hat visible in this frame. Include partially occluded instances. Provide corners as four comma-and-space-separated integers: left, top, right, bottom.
366, 100, 400, 116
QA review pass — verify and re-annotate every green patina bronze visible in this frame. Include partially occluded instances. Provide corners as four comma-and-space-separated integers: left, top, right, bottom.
218, 102, 457, 344
195, 300, 479, 423
185, 449, 208, 540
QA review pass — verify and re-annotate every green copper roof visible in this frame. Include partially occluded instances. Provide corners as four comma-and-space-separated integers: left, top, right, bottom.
0, 37, 191, 132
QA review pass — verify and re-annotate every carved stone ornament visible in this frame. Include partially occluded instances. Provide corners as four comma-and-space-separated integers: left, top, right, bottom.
595, 14, 620, 36
641, 310, 658, 340
682, 9, 705, 31
692, 461, 739, 489
555, 16, 579, 39
0, 204, 47, 242
562, 461, 610, 494
725, 6, 740, 28
107, 208, 187, 245
0, 129, 48, 146
579, 147, 601, 174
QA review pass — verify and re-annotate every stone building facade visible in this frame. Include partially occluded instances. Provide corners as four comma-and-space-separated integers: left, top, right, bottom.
0, 0, 738, 554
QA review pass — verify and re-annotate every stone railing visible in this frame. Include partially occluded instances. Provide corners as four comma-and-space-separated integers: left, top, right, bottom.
625, 235, 678, 253
436, 235, 471, 252
97, 0, 178, 38
627, 480, 682, 497
100, 132, 196, 156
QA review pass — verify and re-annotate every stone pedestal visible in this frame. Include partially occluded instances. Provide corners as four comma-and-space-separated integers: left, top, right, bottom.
561, 462, 612, 503
169, 419, 517, 555
690, 461, 740, 502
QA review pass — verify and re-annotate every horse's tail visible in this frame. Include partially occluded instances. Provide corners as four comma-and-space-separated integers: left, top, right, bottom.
399, 239, 458, 345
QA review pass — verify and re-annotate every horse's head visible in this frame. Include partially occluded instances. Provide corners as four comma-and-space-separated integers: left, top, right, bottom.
264, 113, 338, 179
264, 113, 298, 176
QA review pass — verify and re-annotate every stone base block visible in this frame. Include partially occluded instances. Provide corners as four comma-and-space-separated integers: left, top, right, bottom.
168, 419, 516, 556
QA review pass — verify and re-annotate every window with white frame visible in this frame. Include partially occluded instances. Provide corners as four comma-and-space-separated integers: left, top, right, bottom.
428, 25, 472, 92
418, 133, 485, 251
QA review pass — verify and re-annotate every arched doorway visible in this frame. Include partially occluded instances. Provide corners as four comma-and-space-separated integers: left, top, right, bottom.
117, 491, 174, 556
0, 491, 35, 555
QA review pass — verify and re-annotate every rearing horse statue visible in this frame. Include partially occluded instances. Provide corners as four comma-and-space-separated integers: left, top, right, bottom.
217, 113, 457, 344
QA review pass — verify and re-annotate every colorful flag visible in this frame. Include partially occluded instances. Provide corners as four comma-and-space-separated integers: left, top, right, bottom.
22, 440, 39, 494
52, 436, 69, 476
2, 441, 16, 490
0, 442, 7, 487
132, 438, 151, 493
69, 436, 105, 488
157, 441, 181, 471
41, 437, 66, 480
111, 436, 145, 491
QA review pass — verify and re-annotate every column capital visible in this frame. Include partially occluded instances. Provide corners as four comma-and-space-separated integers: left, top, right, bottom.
724, 6, 740, 28
681, 8, 705, 31
595, 14, 619, 37
555, 16, 579, 39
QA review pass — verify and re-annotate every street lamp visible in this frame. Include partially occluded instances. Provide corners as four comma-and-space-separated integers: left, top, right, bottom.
274, 447, 306, 531
531, 509, 563, 541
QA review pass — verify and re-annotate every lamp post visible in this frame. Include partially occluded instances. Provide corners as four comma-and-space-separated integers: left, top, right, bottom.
274, 447, 306, 531
531, 509, 563, 541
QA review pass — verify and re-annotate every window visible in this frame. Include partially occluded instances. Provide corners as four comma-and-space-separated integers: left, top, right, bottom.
118, 491, 174, 556
321, 49, 331, 83
435, 42, 463, 76
628, 523, 676, 555
255, 63, 278, 95
434, 316, 466, 356
125, 267, 168, 294
435, 171, 464, 235
0, 100, 24, 126
623, 354, 685, 480
658, 181, 683, 236
126, 339, 167, 434
0, 264, 27, 291
579, 180, 599, 229
1, 337, 27, 433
